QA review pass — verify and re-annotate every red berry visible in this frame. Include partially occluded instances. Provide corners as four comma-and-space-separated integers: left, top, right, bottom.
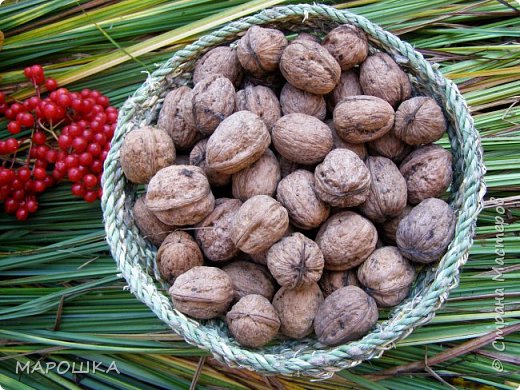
12, 189, 25, 201
87, 143, 102, 156
33, 167, 47, 181
97, 95, 109, 107
0, 186, 11, 201
83, 174, 98, 189
77, 120, 88, 129
97, 187, 103, 199
71, 98, 82, 111
30, 65, 44, 78
81, 98, 94, 113
43, 103, 58, 121
55, 160, 67, 173
0, 169, 15, 185
24, 67, 33, 79
90, 120, 102, 132
43, 175, 54, 188
93, 133, 107, 145
71, 183, 86, 197
16, 207, 29, 221
72, 137, 87, 152
0, 91, 6, 104
20, 112, 35, 127
79, 152, 93, 167
100, 150, 109, 162
5, 198, 19, 214
35, 159, 48, 169
33, 131, 47, 145
12, 179, 24, 190
0, 103, 7, 114
11, 103, 25, 115
5, 138, 19, 154
26, 199, 38, 213
103, 124, 114, 139
65, 154, 79, 169
90, 160, 103, 174
84, 190, 98, 203
46, 149, 58, 163
58, 134, 71, 150
17, 167, 31, 182
57, 93, 71, 108
90, 90, 101, 99
106, 111, 118, 124
69, 124, 81, 137
33, 180, 46, 192
27, 96, 41, 109
45, 78, 58, 91
35, 145, 49, 160
81, 89, 91, 98
68, 167, 83, 182
7, 121, 21, 134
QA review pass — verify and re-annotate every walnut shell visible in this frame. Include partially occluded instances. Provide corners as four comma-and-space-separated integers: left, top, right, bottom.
396, 198, 455, 263
333, 96, 395, 143
359, 157, 407, 223
157, 87, 198, 151
206, 111, 271, 174
192, 74, 236, 135
368, 128, 412, 162
195, 198, 242, 262
276, 170, 330, 230
272, 113, 333, 165
326, 70, 364, 111
294, 32, 320, 43
399, 144, 453, 204
273, 283, 324, 339
360, 53, 412, 108
322, 25, 368, 71
314, 286, 378, 346
316, 211, 378, 271
280, 39, 341, 94
226, 295, 280, 348
145, 165, 215, 226
280, 83, 326, 121
394, 97, 447, 145
232, 149, 281, 201
327, 120, 367, 159
319, 269, 360, 298
120, 126, 175, 184
249, 225, 293, 265
278, 155, 303, 178
157, 231, 204, 283
382, 205, 413, 245
235, 85, 281, 130
193, 46, 243, 88
189, 139, 231, 187
241, 71, 286, 93
314, 149, 371, 208
222, 261, 276, 301
133, 196, 173, 246
169, 266, 233, 319
357, 246, 416, 307
230, 195, 289, 255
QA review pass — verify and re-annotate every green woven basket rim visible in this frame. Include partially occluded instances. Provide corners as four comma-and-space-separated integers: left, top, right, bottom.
101, 3, 486, 377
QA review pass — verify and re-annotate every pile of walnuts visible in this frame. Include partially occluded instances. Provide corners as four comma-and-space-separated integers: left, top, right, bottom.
121, 24, 456, 348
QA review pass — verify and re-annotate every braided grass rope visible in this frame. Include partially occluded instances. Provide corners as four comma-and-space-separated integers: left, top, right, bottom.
101, 4, 486, 377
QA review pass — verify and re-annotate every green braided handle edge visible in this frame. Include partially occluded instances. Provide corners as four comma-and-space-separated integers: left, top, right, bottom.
101, 4, 486, 377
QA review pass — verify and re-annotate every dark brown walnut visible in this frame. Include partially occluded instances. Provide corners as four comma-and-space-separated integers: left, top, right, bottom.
169, 266, 233, 319
237, 26, 288, 76
294, 32, 320, 43
267, 233, 324, 288
235, 85, 281, 130
400, 144, 453, 204
194, 198, 242, 262
396, 198, 455, 263
157, 87, 198, 151
189, 139, 230, 187
382, 205, 413, 245
314, 286, 378, 346
394, 97, 447, 145
314, 149, 371, 208
230, 195, 289, 255
145, 165, 215, 226
316, 211, 378, 271
279, 39, 341, 94
327, 120, 367, 160
360, 52, 412, 108
322, 25, 368, 71
357, 246, 415, 307
272, 113, 333, 165
319, 269, 360, 298
232, 149, 281, 201
193, 46, 243, 88
206, 111, 271, 174
333, 96, 394, 143
222, 261, 276, 301
249, 225, 293, 265
192, 74, 236, 135
359, 157, 407, 223
280, 83, 326, 121
368, 128, 412, 162
133, 196, 173, 247
157, 231, 203, 284
276, 170, 329, 230
226, 295, 280, 348
326, 70, 363, 111
273, 283, 323, 339
120, 126, 175, 184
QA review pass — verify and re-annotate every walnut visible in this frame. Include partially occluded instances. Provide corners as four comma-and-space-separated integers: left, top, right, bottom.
189, 139, 230, 187
120, 126, 175, 184
333, 96, 394, 143
157, 87, 199, 151
326, 70, 363, 111
194, 198, 242, 262
193, 46, 243, 88
314, 286, 378, 346
280, 83, 326, 120
192, 74, 236, 135
222, 261, 276, 301
359, 157, 407, 223
235, 85, 281, 130
319, 269, 360, 298
272, 113, 333, 164
232, 149, 281, 201
226, 295, 280, 348
360, 53, 412, 108
279, 39, 341, 94
394, 97, 447, 145
241, 71, 285, 93
357, 246, 415, 307
230, 195, 289, 255
267, 233, 324, 288
237, 26, 288, 76
249, 225, 293, 265
272, 283, 323, 339
314, 149, 371, 207
396, 198, 455, 263
316, 211, 378, 271
327, 120, 367, 159
367, 128, 412, 162
169, 266, 233, 319
399, 144, 453, 204
322, 25, 368, 71
276, 170, 329, 230
294, 32, 320, 43
133, 196, 173, 247
206, 111, 271, 174
278, 155, 303, 178
382, 205, 413, 245
157, 231, 203, 283
145, 165, 215, 226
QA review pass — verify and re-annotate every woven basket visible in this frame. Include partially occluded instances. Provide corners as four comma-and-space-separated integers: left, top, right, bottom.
101, 4, 486, 377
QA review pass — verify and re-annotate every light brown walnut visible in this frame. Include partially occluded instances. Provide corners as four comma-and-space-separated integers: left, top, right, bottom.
322, 25, 368, 70
319, 269, 360, 298
368, 128, 412, 162
133, 196, 173, 247
189, 139, 230, 187
193, 46, 243, 88
157, 231, 203, 284
235, 85, 281, 130
280, 83, 326, 121
326, 70, 363, 111
222, 261, 276, 301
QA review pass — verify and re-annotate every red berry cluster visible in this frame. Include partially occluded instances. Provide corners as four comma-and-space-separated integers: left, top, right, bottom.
0, 65, 118, 221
